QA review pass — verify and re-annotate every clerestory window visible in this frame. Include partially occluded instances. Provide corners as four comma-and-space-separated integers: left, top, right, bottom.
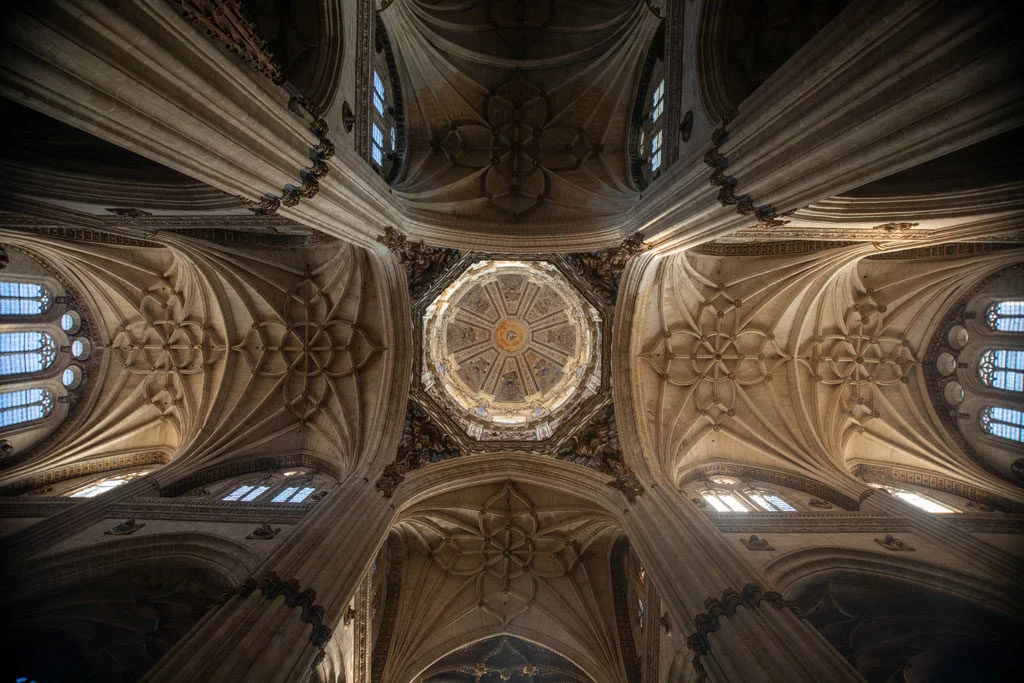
0, 280, 52, 316
699, 477, 797, 512
868, 483, 956, 514
0, 331, 56, 376
985, 300, 1024, 333
0, 387, 53, 428
980, 406, 1023, 443
69, 471, 145, 498
978, 349, 1023, 392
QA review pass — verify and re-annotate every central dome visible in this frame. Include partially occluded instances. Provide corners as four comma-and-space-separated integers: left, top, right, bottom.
422, 260, 602, 441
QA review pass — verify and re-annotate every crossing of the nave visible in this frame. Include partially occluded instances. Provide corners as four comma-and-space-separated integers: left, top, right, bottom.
0, 1, 1022, 681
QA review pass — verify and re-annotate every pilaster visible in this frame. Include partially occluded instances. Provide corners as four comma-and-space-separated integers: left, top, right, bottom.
624, 485, 862, 682
143, 477, 394, 682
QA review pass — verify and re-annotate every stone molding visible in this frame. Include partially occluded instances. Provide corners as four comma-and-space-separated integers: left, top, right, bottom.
220, 571, 332, 669
685, 583, 803, 681
707, 511, 912, 534
680, 463, 860, 511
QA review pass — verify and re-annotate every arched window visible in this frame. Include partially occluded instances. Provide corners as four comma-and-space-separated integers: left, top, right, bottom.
0, 280, 52, 316
0, 387, 54, 428
637, 78, 667, 179
978, 350, 1024, 392
222, 484, 271, 502
980, 406, 1023, 443
368, 17, 403, 182
68, 471, 146, 498
868, 483, 955, 514
0, 331, 56, 376
985, 300, 1024, 333
699, 477, 798, 512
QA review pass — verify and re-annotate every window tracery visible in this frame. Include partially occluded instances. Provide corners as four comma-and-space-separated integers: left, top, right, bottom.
0, 331, 56, 376
205, 468, 329, 503
698, 476, 797, 512
985, 300, 1024, 333
978, 349, 1023, 392
980, 406, 1023, 443
0, 387, 54, 428
0, 280, 52, 316
0, 264, 90, 448
368, 18, 403, 182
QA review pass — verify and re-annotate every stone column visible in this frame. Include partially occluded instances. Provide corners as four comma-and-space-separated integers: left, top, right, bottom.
641, 0, 1024, 252
859, 487, 1024, 584
143, 476, 395, 682
623, 484, 862, 682
0, 0, 394, 249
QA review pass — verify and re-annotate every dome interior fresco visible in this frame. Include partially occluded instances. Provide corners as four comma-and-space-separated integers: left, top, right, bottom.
422, 260, 602, 441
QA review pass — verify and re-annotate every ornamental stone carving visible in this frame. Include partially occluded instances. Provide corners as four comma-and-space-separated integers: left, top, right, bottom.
376, 227, 461, 301
376, 400, 465, 498
436, 75, 598, 219
105, 519, 145, 536
566, 232, 650, 304
875, 534, 914, 552
422, 482, 584, 627
247, 522, 281, 540
742, 534, 775, 551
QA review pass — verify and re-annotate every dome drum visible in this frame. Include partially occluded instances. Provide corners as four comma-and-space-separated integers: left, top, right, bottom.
413, 255, 612, 450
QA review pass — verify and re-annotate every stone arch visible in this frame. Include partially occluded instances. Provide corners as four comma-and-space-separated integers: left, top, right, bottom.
696, 0, 851, 122
767, 548, 1022, 680
1, 533, 254, 681
156, 451, 342, 498
408, 633, 596, 683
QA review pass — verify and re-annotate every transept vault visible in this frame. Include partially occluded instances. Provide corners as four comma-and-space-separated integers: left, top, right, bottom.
0, 1, 1022, 682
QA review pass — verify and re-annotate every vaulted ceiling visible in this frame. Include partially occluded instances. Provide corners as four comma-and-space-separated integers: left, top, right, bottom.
383, 0, 659, 231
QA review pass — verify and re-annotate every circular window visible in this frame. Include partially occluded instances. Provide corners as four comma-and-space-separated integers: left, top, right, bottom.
60, 310, 81, 333
61, 365, 81, 388
71, 339, 86, 358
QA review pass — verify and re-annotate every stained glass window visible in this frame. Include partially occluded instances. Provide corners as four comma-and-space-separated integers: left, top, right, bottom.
985, 300, 1024, 333
0, 281, 51, 316
372, 123, 384, 165
749, 492, 797, 512
0, 331, 56, 376
978, 349, 1024, 392
981, 406, 1024, 443
60, 313, 74, 331
0, 388, 53, 428
701, 491, 748, 512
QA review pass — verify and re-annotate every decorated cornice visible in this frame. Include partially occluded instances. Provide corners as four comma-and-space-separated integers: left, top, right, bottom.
851, 463, 1024, 513
679, 463, 860, 511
